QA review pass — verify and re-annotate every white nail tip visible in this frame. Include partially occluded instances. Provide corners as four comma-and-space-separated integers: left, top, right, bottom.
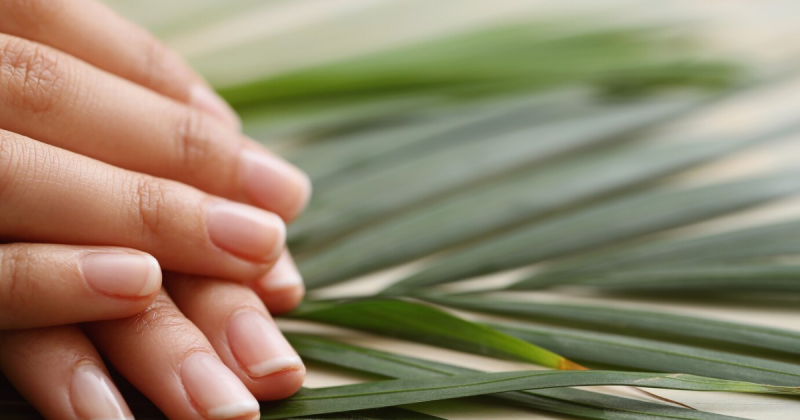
89, 417, 134, 420
140, 254, 161, 296
247, 356, 304, 377
261, 274, 302, 291
206, 401, 261, 419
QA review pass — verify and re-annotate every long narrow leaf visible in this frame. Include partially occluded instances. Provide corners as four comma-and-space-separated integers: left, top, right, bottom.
291, 96, 702, 251
260, 370, 799, 419
425, 294, 800, 356
299, 121, 796, 288
384, 171, 800, 294
288, 299, 580, 369
512, 219, 800, 289
288, 334, 747, 420
491, 322, 800, 386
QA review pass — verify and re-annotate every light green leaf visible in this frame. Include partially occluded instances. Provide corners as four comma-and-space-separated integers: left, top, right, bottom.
288, 299, 580, 370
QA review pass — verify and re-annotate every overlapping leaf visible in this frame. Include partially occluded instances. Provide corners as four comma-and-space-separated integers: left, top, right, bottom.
289, 334, 748, 420
490, 322, 800, 386
384, 172, 800, 294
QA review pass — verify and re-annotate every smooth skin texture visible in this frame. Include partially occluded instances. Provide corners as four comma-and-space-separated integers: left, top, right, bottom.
0, 0, 309, 419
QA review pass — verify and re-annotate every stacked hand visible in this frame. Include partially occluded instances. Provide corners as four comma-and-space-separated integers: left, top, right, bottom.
0, 1, 311, 419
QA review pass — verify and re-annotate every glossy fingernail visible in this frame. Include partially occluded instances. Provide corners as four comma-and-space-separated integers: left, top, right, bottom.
240, 149, 312, 220
181, 353, 260, 419
190, 84, 241, 130
259, 252, 303, 292
206, 202, 286, 262
82, 253, 161, 297
227, 311, 304, 378
70, 364, 133, 420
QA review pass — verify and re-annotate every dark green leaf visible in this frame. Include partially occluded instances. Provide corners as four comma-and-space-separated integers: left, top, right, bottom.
491, 321, 800, 386
261, 370, 799, 419
288, 334, 747, 420
424, 293, 800, 356
384, 172, 800, 294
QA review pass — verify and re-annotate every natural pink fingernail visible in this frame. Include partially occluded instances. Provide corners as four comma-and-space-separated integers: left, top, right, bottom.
227, 311, 304, 378
206, 202, 286, 262
82, 253, 161, 298
181, 353, 260, 419
70, 364, 133, 420
259, 252, 303, 292
240, 150, 312, 221
189, 84, 241, 130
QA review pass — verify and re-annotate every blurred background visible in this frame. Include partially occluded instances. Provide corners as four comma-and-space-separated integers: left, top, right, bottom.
99, 2, 800, 419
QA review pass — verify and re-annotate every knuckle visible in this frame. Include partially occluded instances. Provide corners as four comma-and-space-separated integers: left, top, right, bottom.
125, 296, 185, 335
0, 244, 34, 315
139, 35, 187, 94
123, 295, 208, 355
0, 37, 68, 114
130, 176, 169, 239
173, 110, 218, 173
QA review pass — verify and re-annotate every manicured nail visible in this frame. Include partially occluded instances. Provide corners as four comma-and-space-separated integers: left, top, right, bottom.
206, 201, 286, 262
259, 252, 303, 292
227, 311, 304, 378
181, 353, 260, 419
240, 149, 312, 220
70, 364, 133, 420
189, 84, 241, 130
82, 253, 161, 298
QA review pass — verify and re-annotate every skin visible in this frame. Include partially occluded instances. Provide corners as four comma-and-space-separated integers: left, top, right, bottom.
0, 0, 309, 419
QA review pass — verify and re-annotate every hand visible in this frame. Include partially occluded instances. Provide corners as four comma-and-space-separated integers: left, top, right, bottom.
0, 1, 310, 419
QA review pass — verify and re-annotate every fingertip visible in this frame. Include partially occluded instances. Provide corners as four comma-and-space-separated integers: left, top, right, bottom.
254, 252, 305, 314
259, 286, 305, 315
240, 149, 312, 222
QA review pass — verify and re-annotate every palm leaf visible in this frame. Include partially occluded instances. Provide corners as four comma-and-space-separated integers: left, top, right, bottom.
288, 333, 747, 420
260, 370, 799, 419
490, 321, 800, 386
298, 121, 797, 287
289, 299, 581, 369
384, 171, 800, 294
424, 293, 800, 356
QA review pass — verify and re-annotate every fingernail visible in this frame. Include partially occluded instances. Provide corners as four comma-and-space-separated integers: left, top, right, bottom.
70, 364, 133, 420
181, 353, 260, 419
206, 201, 286, 262
82, 253, 161, 298
190, 84, 241, 130
259, 252, 303, 292
227, 311, 304, 378
240, 149, 312, 220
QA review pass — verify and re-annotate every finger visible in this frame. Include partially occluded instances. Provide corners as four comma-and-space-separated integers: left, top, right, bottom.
0, 34, 310, 222
0, 130, 284, 282
0, 244, 160, 329
251, 251, 306, 315
167, 274, 305, 400
0, 326, 133, 420
0, 0, 240, 127
86, 290, 260, 420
